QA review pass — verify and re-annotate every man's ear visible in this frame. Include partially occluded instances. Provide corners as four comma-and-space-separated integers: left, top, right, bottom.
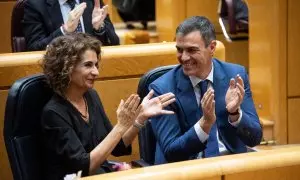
209, 40, 217, 56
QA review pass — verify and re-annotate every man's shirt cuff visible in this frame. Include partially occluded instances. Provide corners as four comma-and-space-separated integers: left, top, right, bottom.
194, 123, 209, 143
60, 26, 66, 35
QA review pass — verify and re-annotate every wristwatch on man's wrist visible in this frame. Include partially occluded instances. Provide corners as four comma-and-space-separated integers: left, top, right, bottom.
228, 108, 240, 115
94, 23, 105, 34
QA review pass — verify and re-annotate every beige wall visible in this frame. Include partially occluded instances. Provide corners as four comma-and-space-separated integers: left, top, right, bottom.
0, 1, 14, 53
248, 0, 300, 144
287, 0, 300, 144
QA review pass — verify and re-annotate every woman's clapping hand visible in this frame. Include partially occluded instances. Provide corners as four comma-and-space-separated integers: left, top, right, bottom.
136, 90, 176, 124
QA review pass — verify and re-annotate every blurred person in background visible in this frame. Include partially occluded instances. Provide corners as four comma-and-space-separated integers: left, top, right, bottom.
24, 0, 119, 51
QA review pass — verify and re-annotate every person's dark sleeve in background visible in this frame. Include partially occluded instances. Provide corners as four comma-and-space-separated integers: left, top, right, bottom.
23, 0, 63, 51
91, 0, 120, 45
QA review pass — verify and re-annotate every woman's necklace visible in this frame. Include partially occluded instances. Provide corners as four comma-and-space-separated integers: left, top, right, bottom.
80, 97, 89, 119
67, 97, 89, 120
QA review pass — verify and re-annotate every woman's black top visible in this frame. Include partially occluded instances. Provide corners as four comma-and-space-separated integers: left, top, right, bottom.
41, 89, 131, 180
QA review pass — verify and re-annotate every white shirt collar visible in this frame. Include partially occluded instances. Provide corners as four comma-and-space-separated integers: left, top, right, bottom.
189, 63, 214, 88
58, 0, 67, 6
59, 0, 79, 6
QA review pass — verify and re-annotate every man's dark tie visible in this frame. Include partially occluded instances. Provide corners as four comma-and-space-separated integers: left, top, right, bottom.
199, 80, 208, 99
66, 0, 83, 32
198, 80, 219, 158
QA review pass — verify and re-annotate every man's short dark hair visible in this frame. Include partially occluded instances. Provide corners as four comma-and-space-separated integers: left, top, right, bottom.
176, 16, 216, 47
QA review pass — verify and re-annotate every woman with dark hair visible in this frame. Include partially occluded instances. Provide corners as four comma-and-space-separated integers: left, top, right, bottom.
41, 33, 175, 179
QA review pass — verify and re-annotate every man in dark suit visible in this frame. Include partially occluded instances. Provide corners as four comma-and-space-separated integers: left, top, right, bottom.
112, 0, 155, 29
23, 0, 119, 51
149, 16, 262, 164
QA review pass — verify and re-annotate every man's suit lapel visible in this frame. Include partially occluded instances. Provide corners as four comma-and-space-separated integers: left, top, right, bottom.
46, 0, 64, 31
176, 67, 201, 126
175, 60, 228, 127
212, 59, 227, 117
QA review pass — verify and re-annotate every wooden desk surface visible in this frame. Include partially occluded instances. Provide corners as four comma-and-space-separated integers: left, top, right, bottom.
82, 145, 300, 180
